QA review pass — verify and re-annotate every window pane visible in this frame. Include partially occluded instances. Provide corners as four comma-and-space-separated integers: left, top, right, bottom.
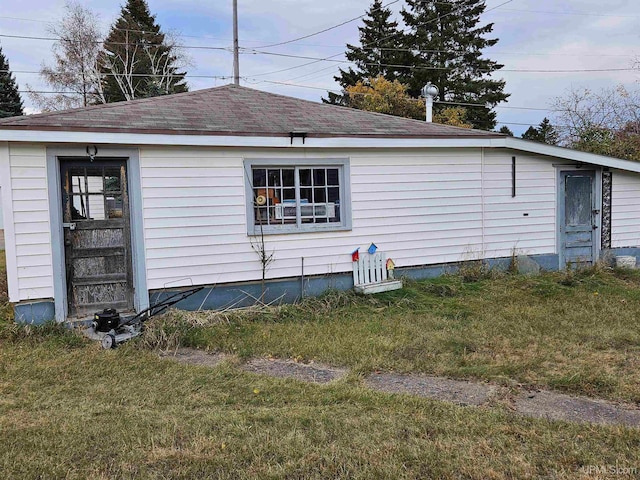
282, 169, 295, 187
565, 176, 592, 226
300, 169, 312, 186
282, 188, 296, 201
314, 188, 327, 203
106, 196, 123, 219
313, 169, 326, 186
328, 187, 340, 203
327, 169, 339, 186
255, 207, 269, 225
104, 174, 121, 192
300, 188, 312, 204
253, 169, 266, 187
71, 195, 88, 220
267, 169, 281, 187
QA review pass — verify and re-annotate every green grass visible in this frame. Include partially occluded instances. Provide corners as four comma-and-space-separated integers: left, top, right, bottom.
2, 258, 640, 477
155, 266, 640, 403
1, 343, 640, 479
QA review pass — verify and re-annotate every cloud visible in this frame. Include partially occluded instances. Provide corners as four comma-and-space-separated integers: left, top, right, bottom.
1, 0, 638, 135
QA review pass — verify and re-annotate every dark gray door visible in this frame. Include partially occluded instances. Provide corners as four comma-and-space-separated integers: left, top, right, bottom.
560, 170, 597, 268
60, 160, 134, 318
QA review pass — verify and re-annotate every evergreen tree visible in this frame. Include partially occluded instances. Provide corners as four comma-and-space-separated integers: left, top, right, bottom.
521, 118, 559, 145
498, 125, 514, 136
0, 45, 24, 118
99, 0, 187, 102
399, 0, 509, 130
324, 0, 406, 105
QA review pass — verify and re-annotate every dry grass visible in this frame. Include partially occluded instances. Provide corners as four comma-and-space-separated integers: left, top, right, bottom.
1, 258, 640, 477
155, 266, 640, 402
1, 343, 640, 479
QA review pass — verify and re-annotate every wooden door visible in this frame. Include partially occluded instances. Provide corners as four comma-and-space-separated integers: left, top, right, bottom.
60, 160, 134, 318
560, 170, 597, 268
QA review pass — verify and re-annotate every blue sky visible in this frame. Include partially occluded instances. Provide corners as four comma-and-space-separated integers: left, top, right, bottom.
0, 0, 638, 135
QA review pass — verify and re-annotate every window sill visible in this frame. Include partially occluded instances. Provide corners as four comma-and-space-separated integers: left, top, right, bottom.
248, 224, 352, 236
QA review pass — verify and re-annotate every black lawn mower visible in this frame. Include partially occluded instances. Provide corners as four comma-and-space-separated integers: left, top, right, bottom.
91, 286, 204, 349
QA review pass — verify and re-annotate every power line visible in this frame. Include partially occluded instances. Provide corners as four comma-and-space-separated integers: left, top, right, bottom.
494, 8, 640, 19
2, 70, 232, 80
253, 0, 401, 49
244, 50, 636, 73
248, 0, 513, 78
0, 33, 231, 51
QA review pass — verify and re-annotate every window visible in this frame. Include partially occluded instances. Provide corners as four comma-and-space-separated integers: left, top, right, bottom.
67, 165, 124, 221
244, 159, 351, 234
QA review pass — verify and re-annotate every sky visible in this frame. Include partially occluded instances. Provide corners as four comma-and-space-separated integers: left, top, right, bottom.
0, 0, 638, 135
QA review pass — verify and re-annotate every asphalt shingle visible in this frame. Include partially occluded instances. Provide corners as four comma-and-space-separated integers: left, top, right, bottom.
0, 84, 503, 138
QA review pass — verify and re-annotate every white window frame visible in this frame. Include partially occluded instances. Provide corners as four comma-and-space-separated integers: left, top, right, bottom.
244, 158, 352, 235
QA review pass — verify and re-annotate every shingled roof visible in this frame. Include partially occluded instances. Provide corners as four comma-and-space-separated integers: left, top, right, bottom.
0, 84, 502, 138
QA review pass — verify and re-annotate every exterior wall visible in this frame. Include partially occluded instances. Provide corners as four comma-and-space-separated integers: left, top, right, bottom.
0, 142, 592, 309
3, 144, 54, 303
139, 146, 565, 291
0, 187, 4, 230
482, 149, 559, 259
611, 169, 640, 248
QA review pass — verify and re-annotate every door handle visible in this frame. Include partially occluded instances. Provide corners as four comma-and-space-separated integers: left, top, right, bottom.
593, 225, 598, 230
63, 222, 77, 231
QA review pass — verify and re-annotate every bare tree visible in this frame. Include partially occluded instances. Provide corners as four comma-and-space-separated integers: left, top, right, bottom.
99, 30, 191, 101
552, 85, 640, 146
29, 1, 105, 111
552, 85, 640, 160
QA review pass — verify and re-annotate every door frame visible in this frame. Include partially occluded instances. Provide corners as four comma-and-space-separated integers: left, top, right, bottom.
47, 147, 149, 321
556, 165, 602, 269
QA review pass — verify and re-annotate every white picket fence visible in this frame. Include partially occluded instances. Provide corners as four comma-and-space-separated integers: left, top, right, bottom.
352, 252, 402, 294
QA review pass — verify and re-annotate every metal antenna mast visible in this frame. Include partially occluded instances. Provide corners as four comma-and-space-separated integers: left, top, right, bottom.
233, 0, 240, 85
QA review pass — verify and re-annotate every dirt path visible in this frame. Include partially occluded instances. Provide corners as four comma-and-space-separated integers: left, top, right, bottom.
162, 348, 640, 428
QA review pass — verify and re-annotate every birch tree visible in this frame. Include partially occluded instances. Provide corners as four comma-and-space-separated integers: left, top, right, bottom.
29, 1, 105, 111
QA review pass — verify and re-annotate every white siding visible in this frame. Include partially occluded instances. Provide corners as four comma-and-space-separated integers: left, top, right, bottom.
140, 147, 488, 289
612, 169, 640, 248
482, 149, 559, 258
8, 144, 54, 301
140, 146, 564, 290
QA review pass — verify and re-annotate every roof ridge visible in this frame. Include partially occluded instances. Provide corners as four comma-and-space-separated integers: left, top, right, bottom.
0, 84, 239, 124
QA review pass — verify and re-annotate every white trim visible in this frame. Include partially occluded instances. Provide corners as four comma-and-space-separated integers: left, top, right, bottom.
0, 142, 19, 301
3, 129, 640, 174
504, 137, 640, 174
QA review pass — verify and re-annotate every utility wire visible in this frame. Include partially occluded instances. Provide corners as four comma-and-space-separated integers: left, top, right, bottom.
252, 0, 401, 49
249, 0, 514, 78
244, 50, 635, 73
2, 69, 232, 79
0, 33, 231, 51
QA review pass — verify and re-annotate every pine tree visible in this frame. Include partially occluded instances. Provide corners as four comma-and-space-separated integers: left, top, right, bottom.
399, 0, 509, 130
0, 45, 24, 118
498, 126, 514, 136
521, 118, 559, 145
99, 0, 187, 102
324, 0, 406, 105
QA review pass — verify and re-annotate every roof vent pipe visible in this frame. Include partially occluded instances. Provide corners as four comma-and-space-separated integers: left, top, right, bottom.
421, 83, 439, 123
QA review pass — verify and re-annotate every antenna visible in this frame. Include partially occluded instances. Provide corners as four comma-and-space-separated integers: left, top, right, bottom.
233, 0, 240, 85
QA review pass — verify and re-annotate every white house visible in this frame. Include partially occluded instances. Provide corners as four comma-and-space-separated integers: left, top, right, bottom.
1, 85, 640, 324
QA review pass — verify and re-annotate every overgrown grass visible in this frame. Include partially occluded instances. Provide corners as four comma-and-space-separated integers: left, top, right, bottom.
152, 266, 640, 402
1, 343, 640, 479
2, 257, 640, 477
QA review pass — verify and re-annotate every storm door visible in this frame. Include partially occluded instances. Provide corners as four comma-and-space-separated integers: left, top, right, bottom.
559, 170, 597, 268
60, 160, 134, 318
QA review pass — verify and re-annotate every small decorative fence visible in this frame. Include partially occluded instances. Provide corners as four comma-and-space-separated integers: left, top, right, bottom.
352, 246, 403, 294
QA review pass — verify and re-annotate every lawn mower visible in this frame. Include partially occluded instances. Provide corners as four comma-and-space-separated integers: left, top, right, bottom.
89, 286, 204, 349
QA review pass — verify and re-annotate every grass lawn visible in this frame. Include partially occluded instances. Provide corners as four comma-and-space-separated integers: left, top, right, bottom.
161, 267, 640, 403
2, 255, 640, 478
